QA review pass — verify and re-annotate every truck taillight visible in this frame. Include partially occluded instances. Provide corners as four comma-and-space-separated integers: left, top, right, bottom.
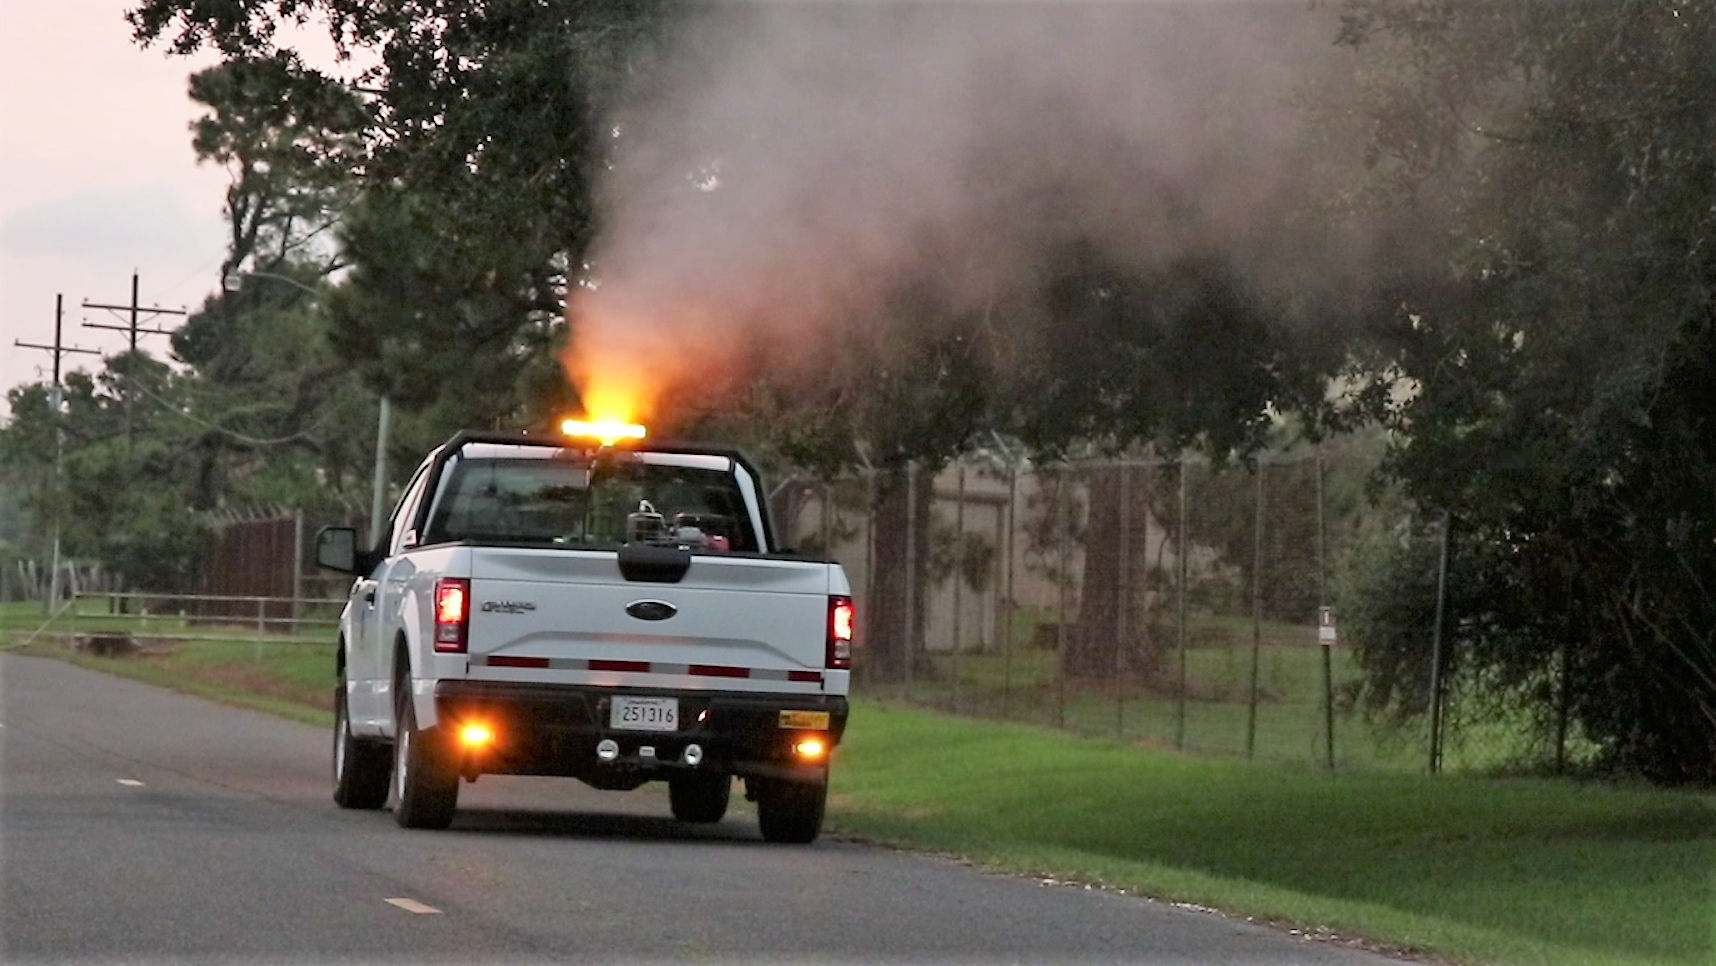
435, 578, 469, 652
827, 595, 854, 670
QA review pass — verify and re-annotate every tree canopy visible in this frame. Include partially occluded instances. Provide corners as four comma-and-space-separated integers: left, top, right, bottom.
1333, 0, 1716, 782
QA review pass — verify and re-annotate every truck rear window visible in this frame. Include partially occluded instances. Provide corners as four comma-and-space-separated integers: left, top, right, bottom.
422, 455, 758, 552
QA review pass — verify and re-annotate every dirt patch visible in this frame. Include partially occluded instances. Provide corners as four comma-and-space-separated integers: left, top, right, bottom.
74, 633, 139, 657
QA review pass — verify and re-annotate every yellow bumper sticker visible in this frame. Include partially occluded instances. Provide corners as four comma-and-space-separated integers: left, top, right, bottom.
779, 710, 831, 730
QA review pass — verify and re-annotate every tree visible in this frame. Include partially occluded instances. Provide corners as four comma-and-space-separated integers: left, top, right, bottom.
326, 186, 573, 434
1335, 0, 1716, 782
188, 53, 365, 279
0, 357, 207, 591
172, 54, 378, 515
133, 0, 679, 434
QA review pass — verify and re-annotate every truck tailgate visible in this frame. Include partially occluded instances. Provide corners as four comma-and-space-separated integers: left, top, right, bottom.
462, 548, 834, 691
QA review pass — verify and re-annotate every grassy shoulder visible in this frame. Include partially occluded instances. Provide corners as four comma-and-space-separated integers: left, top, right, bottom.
7, 621, 1709, 966
832, 702, 1713, 966
4, 632, 335, 729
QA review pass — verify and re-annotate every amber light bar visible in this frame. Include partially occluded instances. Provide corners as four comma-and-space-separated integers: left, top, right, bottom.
560, 419, 647, 445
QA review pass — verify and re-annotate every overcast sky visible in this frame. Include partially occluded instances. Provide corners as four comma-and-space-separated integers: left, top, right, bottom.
0, 0, 229, 419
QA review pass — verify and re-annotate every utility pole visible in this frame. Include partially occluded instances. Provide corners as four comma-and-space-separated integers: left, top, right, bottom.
1175, 457, 1189, 751
1428, 509, 1453, 775
14, 295, 101, 612
82, 272, 187, 448
368, 396, 392, 548
1317, 447, 1335, 772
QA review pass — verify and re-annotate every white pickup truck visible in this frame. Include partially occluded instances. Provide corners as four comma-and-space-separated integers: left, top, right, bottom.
313, 428, 852, 842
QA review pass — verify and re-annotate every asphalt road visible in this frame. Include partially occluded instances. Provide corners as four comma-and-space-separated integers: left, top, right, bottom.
1, 653, 1414, 965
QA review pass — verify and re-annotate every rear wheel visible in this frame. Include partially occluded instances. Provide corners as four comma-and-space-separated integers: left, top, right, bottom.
332, 679, 390, 810
755, 776, 827, 844
669, 773, 731, 823
392, 687, 459, 829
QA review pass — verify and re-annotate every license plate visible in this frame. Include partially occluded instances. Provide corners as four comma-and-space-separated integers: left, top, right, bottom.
779, 710, 830, 729
611, 696, 678, 732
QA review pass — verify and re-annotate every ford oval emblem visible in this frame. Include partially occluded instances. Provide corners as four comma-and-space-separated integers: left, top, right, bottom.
626, 599, 678, 622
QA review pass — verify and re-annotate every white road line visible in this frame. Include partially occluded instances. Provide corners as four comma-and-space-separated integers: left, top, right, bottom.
384, 898, 443, 915
116, 779, 145, 787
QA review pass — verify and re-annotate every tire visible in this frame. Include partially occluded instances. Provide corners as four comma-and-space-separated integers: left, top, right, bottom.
755, 776, 827, 844
332, 681, 390, 810
392, 687, 459, 829
669, 773, 731, 824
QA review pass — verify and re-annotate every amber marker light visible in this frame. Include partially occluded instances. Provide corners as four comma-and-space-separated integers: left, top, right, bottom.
793, 737, 828, 761
460, 724, 494, 747
560, 419, 647, 446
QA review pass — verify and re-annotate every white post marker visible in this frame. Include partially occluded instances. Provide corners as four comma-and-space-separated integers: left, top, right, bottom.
1318, 606, 1337, 645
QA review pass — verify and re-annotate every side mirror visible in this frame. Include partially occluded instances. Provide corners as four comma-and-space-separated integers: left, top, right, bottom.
315, 526, 360, 574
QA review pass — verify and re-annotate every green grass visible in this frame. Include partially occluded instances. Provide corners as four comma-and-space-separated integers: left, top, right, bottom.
832, 702, 1716, 966
0, 599, 59, 633
7, 598, 1710, 966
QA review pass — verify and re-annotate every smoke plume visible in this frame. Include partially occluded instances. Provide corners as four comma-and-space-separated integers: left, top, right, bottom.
567, 1, 1369, 427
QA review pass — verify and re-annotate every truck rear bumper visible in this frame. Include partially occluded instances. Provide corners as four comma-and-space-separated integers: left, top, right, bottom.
432, 680, 848, 788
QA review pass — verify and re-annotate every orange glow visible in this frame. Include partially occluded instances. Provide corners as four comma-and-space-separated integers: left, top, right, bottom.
459, 724, 494, 746
792, 738, 828, 760
562, 296, 666, 436
560, 419, 647, 445
831, 600, 854, 643
576, 367, 652, 430
435, 583, 466, 626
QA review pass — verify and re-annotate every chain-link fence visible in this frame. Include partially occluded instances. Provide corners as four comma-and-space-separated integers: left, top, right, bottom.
1366, 511, 1597, 776
777, 448, 1568, 774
